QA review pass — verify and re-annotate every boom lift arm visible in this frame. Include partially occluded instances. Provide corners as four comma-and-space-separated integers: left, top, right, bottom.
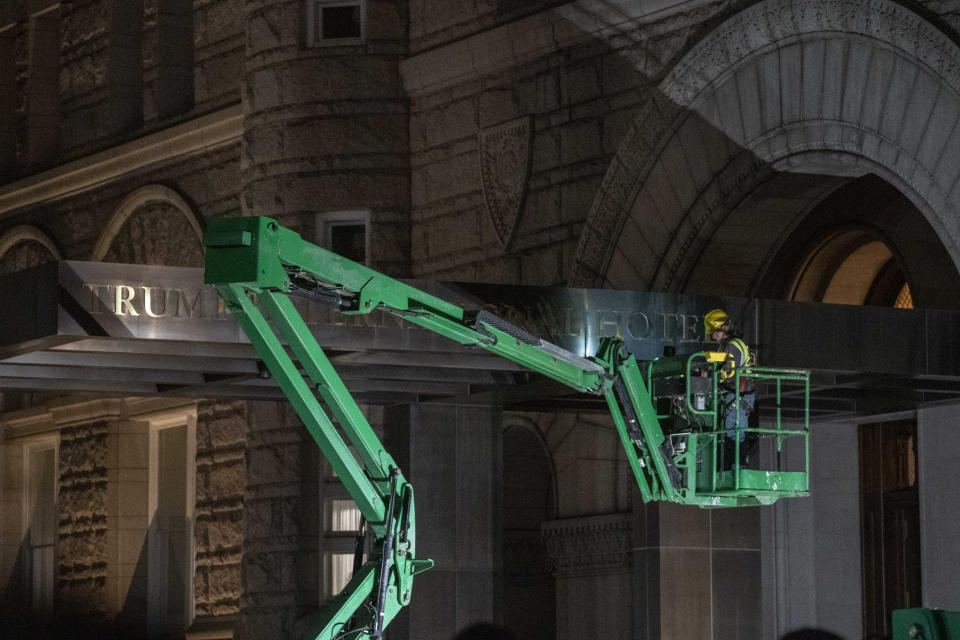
203, 216, 810, 640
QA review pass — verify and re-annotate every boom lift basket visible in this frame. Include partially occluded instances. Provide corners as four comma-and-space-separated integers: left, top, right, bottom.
645, 353, 810, 507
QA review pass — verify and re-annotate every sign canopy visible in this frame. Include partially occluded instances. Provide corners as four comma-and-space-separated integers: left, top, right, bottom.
2, 261, 959, 420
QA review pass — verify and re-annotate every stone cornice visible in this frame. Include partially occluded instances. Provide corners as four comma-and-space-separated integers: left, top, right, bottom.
0, 104, 243, 216
400, 0, 710, 97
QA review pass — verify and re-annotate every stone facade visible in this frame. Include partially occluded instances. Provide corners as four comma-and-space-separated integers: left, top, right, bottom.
1, 1, 960, 639
194, 401, 247, 620
57, 421, 110, 620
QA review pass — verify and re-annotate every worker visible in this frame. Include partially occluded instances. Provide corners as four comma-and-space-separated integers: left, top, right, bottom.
704, 309, 756, 468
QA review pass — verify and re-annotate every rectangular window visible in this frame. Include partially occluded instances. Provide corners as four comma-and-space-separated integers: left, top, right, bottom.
330, 498, 361, 533
23, 439, 57, 615
316, 211, 369, 264
147, 411, 196, 637
307, 0, 365, 46
320, 454, 364, 601
326, 552, 355, 596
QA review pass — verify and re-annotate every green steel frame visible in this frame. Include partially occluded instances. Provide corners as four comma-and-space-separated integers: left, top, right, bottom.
203, 216, 811, 639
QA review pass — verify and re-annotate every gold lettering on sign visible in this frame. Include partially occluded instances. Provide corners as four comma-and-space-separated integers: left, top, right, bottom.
681, 314, 700, 343
84, 283, 110, 313
626, 311, 651, 340
115, 285, 139, 316
143, 286, 166, 318
172, 288, 203, 318
596, 309, 621, 337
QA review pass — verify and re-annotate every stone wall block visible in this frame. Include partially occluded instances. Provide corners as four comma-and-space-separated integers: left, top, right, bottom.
519, 185, 560, 236
248, 68, 281, 112
514, 72, 560, 115
532, 127, 562, 172
560, 118, 603, 166
195, 0, 245, 49
423, 153, 480, 203
422, 98, 477, 149
560, 176, 601, 224
207, 563, 242, 600
246, 5, 285, 54
195, 48, 244, 106
478, 88, 516, 129
520, 243, 563, 286
410, 0, 494, 44
200, 459, 246, 501
280, 57, 400, 104
282, 114, 407, 158
472, 254, 521, 284
247, 443, 300, 486
279, 172, 408, 215
603, 108, 636, 156
202, 411, 247, 450
201, 517, 245, 552
368, 0, 407, 40
562, 62, 602, 106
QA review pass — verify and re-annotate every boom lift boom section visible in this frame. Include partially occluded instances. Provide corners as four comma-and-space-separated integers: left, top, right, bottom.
203, 216, 811, 640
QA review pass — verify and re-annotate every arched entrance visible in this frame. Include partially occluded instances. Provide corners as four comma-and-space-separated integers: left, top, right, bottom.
571, 0, 960, 309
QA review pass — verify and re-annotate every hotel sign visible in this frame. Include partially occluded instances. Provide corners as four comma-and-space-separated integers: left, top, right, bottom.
2, 261, 958, 379
18, 261, 748, 361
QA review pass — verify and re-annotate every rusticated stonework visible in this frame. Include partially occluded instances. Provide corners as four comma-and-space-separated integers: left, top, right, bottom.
479, 116, 533, 251
542, 514, 631, 577
571, 0, 960, 289
57, 420, 110, 619
194, 401, 247, 618
0, 239, 56, 275
100, 202, 204, 267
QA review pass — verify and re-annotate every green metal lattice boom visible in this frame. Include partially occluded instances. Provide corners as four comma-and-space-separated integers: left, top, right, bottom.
203, 216, 811, 640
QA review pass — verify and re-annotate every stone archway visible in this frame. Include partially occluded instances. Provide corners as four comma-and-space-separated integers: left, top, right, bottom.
571, 0, 960, 298
92, 184, 204, 266
0, 225, 61, 275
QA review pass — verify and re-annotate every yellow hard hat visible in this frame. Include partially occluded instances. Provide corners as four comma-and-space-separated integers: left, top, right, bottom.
704, 309, 728, 336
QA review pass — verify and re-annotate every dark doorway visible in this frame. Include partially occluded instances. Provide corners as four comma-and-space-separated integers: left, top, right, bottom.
501, 424, 556, 640
858, 419, 922, 639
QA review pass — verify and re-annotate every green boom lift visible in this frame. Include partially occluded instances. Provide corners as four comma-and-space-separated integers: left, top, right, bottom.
203, 216, 811, 640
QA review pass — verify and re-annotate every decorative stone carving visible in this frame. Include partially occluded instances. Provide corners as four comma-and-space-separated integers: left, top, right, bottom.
571, 0, 960, 289
542, 513, 632, 577
479, 116, 533, 251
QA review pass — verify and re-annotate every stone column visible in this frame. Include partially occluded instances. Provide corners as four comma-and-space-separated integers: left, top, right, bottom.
760, 422, 862, 639
918, 404, 960, 610
237, 400, 316, 639
0, 29, 16, 172
542, 513, 633, 638
105, 0, 143, 134
0, 437, 25, 608
25, 8, 61, 164
193, 401, 248, 633
385, 402, 502, 639
103, 420, 151, 633
632, 501, 763, 640
242, 0, 410, 275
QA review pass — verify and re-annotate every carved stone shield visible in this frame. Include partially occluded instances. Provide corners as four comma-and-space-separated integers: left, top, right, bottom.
478, 116, 533, 251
